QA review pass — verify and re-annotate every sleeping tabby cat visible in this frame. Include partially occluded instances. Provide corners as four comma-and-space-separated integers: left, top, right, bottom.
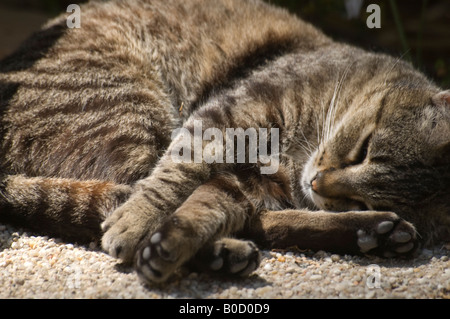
0, 0, 449, 284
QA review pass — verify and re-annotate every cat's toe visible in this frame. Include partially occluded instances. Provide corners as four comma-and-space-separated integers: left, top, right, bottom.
101, 221, 136, 261
102, 227, 143, 261
135, 231, 185, 284
149, 232, 180, 262
136, 243, 166, 283
357, 230, 378, 253
206, 238, 261, 277
101, 205, 151, 262
357, 217, 418, 258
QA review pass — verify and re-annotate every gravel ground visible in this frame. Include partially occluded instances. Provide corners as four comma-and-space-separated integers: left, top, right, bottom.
0, 3, 449, 302
1, 222, 449, 299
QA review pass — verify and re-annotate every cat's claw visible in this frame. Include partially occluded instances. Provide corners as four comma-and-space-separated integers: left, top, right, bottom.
357, 218, 418, 257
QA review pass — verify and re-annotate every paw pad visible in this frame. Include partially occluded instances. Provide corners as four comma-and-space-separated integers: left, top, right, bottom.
207, 239, 261, 277
357, 219, 417, 257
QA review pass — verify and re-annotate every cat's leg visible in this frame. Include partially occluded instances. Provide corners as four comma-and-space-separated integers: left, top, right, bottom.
101, 158, 212, 261
133, 174, 255, 283
101, 86, 282, 263
102, 110, 230, 261
245, 210, 418, 257
0, 174, 132, 242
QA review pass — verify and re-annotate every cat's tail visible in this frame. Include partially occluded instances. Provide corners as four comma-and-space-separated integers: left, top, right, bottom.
0, 174, 132, 242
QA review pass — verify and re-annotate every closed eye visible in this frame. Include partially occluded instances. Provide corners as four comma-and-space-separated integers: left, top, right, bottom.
355, 134, 371, 164
347, 133, 372, 166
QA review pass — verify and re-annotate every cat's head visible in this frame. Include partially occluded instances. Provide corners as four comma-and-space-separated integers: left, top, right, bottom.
301, 88, 450, 226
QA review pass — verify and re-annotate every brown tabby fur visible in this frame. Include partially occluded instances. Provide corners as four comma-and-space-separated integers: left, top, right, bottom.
0, 0, 449, 284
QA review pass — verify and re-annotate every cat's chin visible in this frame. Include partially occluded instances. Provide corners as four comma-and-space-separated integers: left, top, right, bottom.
314, 195, 369, 212
302, 183, 370, 212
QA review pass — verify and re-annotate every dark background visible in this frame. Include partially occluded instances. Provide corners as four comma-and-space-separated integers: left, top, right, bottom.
0, 0, 449, 87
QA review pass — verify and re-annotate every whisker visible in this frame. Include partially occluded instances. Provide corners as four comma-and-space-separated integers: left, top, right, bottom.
325, 62, 353, 143
298, 127, 315, 153
321, 99, 326, 145
299, 189, 311, 207
292, 138, 314, 157
383, 49, 411, 86
314, 111, 321, 146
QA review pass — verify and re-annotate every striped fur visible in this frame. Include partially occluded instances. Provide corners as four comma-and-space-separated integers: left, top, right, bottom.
0, 0, 448, 283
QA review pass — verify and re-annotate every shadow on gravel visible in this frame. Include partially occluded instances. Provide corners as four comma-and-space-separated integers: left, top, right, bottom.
350, 246, 450, 269
140, 273, 271, 299
112, 257, 271, 298
303, 245, 449, 270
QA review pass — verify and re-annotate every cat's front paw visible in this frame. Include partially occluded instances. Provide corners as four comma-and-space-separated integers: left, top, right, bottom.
135, 228, 191, 283
101, 198, 155, 262
357, 216, 418, 258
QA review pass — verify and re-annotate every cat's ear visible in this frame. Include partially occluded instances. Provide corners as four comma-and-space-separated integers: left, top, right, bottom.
432, 90, 450, 108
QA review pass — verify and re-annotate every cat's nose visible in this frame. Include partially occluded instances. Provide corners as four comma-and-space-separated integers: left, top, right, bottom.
311, 178, 317, 192
310, 172, 322, 193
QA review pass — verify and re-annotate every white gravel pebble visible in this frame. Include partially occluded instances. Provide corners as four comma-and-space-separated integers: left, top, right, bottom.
263, 263, 272, 271
0, 222, 449, 298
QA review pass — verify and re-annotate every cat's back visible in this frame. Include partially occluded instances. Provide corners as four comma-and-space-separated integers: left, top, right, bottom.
1, 0, 328, 113
0, 0, 329, 183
